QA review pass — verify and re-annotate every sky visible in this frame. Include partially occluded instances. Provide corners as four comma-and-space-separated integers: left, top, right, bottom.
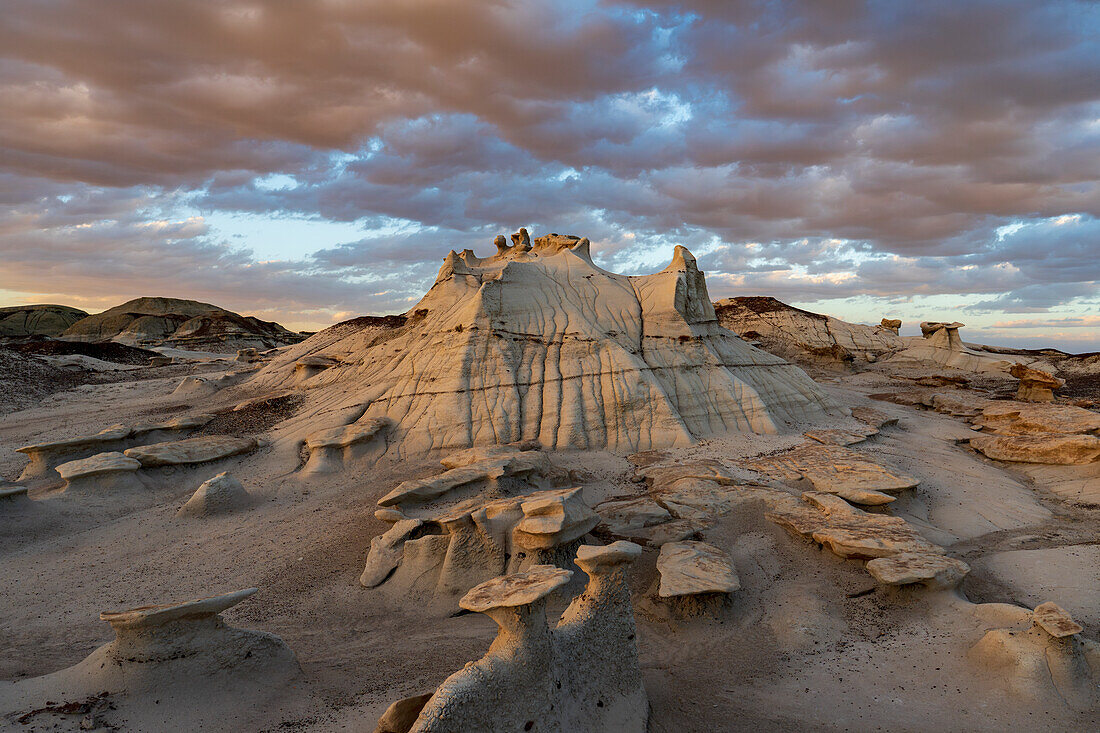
0, 0, 1098, 352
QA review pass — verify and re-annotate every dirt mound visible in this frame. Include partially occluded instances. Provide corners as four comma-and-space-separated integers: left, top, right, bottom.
7, 340, 161, 365
0, 347, 82, 414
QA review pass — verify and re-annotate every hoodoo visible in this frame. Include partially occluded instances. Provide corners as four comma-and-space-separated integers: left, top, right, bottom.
257, 232, 838, 457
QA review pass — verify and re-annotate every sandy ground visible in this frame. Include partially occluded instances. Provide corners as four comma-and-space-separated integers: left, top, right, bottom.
0, 365, 1097, 731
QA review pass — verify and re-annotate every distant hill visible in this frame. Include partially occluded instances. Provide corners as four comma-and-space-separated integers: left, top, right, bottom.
0, 304, 88, 337
62, 297, 303, 353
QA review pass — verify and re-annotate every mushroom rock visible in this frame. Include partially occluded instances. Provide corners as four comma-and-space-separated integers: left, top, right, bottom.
301, 418, 392, 475
656, 541, 739, 615
252, 233, 839, 459
878, 318, 902, 335
16, 425, 131, 482
968, 601, 1099, 710
124, 435, 259, 467
920, 321, 965, 346
237, 347, 260, 363
405, 545, 649, 733
176, 472, 253, 517
363, 484, 600, 611
512, 487, 600, 562
11, 588, 299, 702
14, 415, 215, 482
554, 542, 647, 732
56, 452, 145, 494
411, 566, 572, 732
1008, 363, 1065, 402
889, 321, 1019, 374
970, 433, 1100, 465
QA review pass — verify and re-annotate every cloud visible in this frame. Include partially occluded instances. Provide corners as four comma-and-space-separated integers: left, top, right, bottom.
0, 0, 1097, 335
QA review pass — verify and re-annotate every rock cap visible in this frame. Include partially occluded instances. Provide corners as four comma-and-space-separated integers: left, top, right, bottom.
459, 566, 572, 613
100, 587, 258, 631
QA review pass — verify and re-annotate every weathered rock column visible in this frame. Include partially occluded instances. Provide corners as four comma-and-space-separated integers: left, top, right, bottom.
556, 542, 648, 732
411, 566, 572, 732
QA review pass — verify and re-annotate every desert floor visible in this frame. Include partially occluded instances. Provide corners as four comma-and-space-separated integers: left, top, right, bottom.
0, 361, 1097, 731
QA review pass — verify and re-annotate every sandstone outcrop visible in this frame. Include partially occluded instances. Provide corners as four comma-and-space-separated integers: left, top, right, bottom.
0, 483, 30, 503
972, 402, 1100, 436
56, 452, 144, 494
864, 552, 970, 589
378, 449, 566, 507
176, 472, 253, 517
301, 418, 391, 475
0, 304, 88, 337
850, 406, 899, 429
713, 296, 902, 365
968, 601, 1099, 710
62, 297, 301, 352
124, 435, 259, 467
746, 443, 918, 505
255, 233, 838, 458
405, 543, 647, 732
970, 433, 1100, 465
1009, 363, 1064, 402
765, 491, 967, 589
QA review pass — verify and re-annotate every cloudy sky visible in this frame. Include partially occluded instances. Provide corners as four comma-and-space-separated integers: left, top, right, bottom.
1, 0, 1098, 350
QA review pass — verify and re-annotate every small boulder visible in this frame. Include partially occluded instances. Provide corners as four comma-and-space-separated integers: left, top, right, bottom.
865, 552, 970, 589
656, 540, 740, 597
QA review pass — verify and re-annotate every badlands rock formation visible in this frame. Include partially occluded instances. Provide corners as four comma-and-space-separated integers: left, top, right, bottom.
62, 296, 302, 352
0, 588, 301, 729
714, 296, 902, 365
15, 414, 213, 482
1009, 363, 1064, 402
403, 543, 648, 732
889, 321, 1031, 374
361, 445, 598, 611
255, 233, 838, 458
0, 304, 88, 337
